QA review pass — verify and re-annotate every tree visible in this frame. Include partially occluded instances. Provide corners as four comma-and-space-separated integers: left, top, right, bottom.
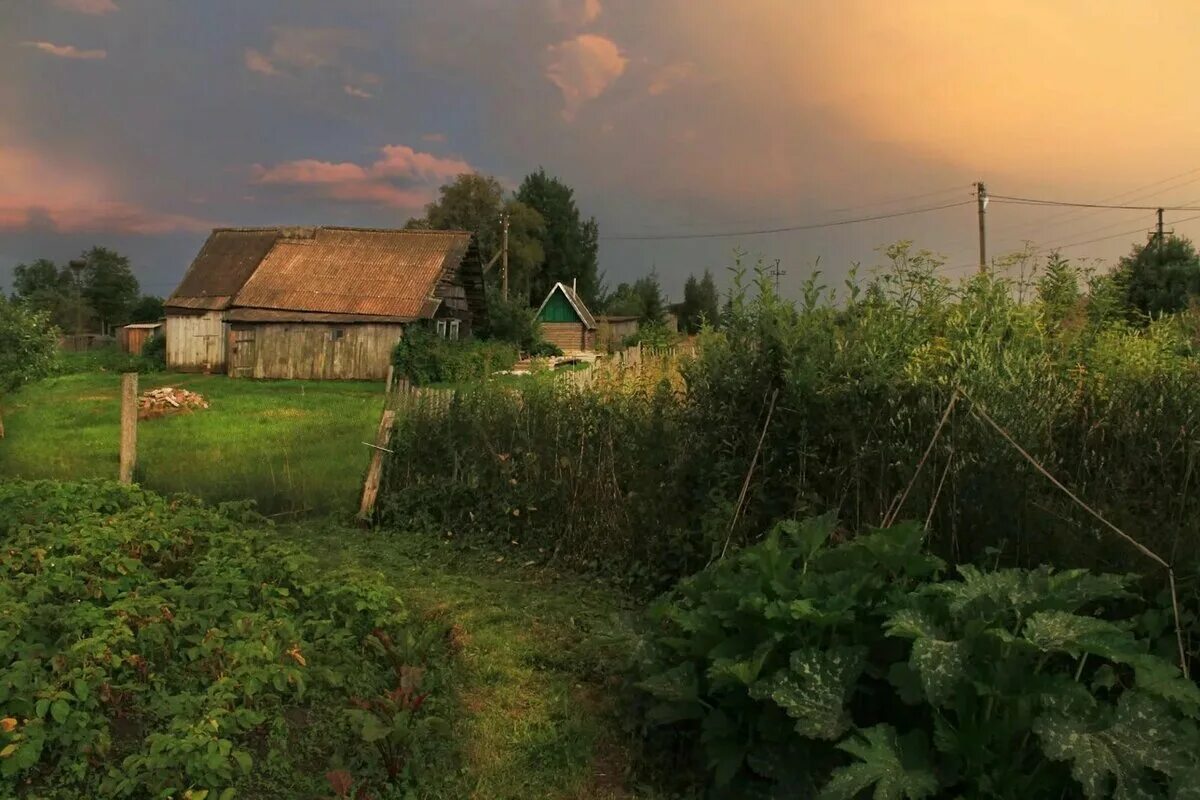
407, 173, 546, 301
129, 295, 165, 323
1116, 234, 1200, 318
80, 247, 139, 334
1035, 253, 1081, 331
481, 286, 542, 350
680, 269, 721, 333
602, 271, 665, 324
516, 168, 599, 305
0, 297, 58, 435
11, 259, 77, 330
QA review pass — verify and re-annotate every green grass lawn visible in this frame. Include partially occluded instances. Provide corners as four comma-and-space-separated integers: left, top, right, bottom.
0, 370, 385, 514
288, 526, 654, 799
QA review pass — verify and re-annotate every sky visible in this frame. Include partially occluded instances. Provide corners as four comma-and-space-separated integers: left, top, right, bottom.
4, 0, 1200, 301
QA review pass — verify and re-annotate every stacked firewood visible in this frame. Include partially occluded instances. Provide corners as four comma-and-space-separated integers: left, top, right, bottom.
138, 387, 209, 419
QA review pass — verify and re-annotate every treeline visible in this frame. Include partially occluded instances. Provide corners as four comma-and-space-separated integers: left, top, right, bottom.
9, 246, 163, 336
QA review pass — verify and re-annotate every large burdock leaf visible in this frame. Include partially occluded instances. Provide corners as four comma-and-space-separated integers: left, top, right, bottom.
819, 725, 938, 800
885, 608, 967, 706
749, 646, 866, 740
1034, 691, 1186, 799
1022, 611, 1139, 662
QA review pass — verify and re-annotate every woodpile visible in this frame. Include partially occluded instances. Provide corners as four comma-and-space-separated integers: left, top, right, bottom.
138, 387, 209, 419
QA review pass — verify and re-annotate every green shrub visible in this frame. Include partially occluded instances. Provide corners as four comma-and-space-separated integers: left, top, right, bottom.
637, 516, 1200, 798
140, 332, 166, 368
482, 286, 543, 351
0, 480, 451, 798
55, 344, 163, 375
0, 297, 58, 393
391, 327, 518, 386
528, 339, 563, 357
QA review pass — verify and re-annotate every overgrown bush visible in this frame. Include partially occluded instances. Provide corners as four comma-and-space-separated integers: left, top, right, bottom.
637, 516, 1200, 798
528, 339, 563, 357
0, 297, 58, 392
140, 332, 166, 368
54, 344, 163, 375
0, 480, 452, 798
379, 245, 1200, 591
482, 286, 542, 351
391, 326, 518, 385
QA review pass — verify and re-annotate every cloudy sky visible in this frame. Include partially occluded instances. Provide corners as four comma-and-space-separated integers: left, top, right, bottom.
4, 0, 1200, 299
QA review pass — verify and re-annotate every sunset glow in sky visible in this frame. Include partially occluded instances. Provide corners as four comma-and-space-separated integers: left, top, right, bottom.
5, 0, 1200, 296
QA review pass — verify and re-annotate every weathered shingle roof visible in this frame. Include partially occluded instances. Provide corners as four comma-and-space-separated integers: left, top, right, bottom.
537, 281, 597, 329
167, 228, 281, 310
166, 226, 473, 320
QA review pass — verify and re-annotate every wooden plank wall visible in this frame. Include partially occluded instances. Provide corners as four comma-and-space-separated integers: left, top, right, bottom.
165, 311, 227, 371
238, 323, 404, 380
541, 321, 586, 351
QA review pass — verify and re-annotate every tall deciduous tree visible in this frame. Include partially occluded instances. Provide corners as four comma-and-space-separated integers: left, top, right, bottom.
407, 173, 545, 300
129, 295, 165, 323
516, 168, 599, 305
1116, 234, 1200, 318
602, 271, 665, 324
80, 247, 139, 334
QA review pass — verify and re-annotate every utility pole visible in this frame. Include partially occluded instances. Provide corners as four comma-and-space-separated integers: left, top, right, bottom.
770, 258, 786, 292
69, 258, 87, 339
1157, 207, 1165, 262
500, 212, 510, 301
976, 181, 988, 273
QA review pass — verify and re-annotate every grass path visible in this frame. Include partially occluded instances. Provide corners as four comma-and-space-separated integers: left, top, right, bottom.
288, 525, 653, 799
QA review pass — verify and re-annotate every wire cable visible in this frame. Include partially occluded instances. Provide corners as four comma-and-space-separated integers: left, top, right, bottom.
599, 199, 973, 241
990, 194, 1200, 212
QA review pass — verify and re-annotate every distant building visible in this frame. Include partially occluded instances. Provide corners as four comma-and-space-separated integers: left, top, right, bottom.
535, 281, 597, 352
118, 322, 163, 355
164, 227, 486, 379
595, 315, 639, 351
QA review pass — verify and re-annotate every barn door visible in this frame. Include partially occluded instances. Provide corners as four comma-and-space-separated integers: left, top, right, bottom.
230, 327, 256, 377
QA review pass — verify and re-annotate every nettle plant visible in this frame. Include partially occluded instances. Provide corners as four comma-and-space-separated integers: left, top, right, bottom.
638, 516, 1200, 798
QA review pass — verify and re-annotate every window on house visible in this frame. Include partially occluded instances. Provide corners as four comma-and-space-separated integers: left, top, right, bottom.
436, 320, 448, 338
328, 328, 345, 342
449, 319, 460, 341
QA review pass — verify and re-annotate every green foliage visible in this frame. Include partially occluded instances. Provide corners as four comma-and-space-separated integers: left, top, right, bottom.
680, 270, 721, 334
11, 259, 88, 332
407, 173, 547, 301
1117, 235, 1200, 318
483, 286, 543, 350
517, 168, 600, 304
80, 247, 140, 334
528, 339, 562, 357
0, 480, 452, 798
129, 295, 165, 324
0, 296, 58, 393
637, 516, 1200, 798
603, 271, 666, 324
391, 326, 518, 385
140, 332, 167, 368
623, 320, 677, 348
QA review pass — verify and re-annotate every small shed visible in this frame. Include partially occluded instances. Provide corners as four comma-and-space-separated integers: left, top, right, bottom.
595, 315, 639, 352
164, 226, 487, 379
118, 322, 164, 355
535, 281, 597, 352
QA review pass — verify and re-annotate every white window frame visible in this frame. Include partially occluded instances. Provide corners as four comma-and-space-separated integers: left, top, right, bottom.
448, 319, 460, 341
436, 320, 448, 338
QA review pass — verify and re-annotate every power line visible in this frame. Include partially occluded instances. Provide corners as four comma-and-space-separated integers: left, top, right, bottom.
990, 194, 1200, 212
600, 199, 973, 242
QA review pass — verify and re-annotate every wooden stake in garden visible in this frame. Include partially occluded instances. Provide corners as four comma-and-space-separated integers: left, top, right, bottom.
357, 407, 397, 524
119, 372, 138, 484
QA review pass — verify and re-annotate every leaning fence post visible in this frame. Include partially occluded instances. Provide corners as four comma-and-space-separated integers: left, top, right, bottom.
385, 365, 395, 397
358, 407, 397, 525
119, 372, 138, 484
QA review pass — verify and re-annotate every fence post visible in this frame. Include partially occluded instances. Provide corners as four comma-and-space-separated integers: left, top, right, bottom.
385, 365, 395, 397
358, 408, 397, 525
119, 372, 138, 484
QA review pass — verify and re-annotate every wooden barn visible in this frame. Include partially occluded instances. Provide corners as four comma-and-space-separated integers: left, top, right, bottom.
535, 281, 597, 352
118, 322, 163, 355
164, 227, 486, 379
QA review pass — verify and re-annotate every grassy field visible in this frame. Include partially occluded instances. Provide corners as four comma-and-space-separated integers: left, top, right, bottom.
289, 525, 651, 799
0, 370, 385, 514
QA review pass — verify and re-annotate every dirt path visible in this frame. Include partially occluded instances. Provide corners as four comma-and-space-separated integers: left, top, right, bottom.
288, 526, 647, 799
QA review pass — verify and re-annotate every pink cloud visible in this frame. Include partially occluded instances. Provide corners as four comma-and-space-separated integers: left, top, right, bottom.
422, 133, 448, 143
252, 144, 473, 209
545, 34, 626, 121
648, 62, 695, 96
52, 0, 118, 14
343, 84, 373, 99
23, 41, 107, 60
244, 48, 282, 76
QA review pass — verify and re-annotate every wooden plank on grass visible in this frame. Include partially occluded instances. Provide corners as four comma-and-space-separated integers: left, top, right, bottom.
357, 407, 396, 524
119, 372, 138, 484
